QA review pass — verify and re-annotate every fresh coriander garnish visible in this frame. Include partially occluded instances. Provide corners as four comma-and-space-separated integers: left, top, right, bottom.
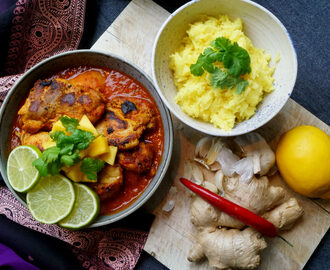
190, 37, 251, 94
32, 116, 103, 180
81, 158, 105, 180
60, 116, 79, 133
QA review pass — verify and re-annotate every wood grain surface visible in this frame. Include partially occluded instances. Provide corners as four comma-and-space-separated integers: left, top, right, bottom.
92, 0, 330, 269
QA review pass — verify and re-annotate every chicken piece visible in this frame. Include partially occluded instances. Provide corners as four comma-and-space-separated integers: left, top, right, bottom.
21, 131, 51, 151
18, 78, 105, 133
96, 97, 156, 150
118, 142, 154, 174
68, 70, 106, 90
89, 164, 123, 201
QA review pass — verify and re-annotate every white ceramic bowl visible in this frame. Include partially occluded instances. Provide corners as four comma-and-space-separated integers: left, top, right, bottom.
152, 0, 297, 136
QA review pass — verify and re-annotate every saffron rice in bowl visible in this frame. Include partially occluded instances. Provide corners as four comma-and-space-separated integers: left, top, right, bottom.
152, 0, 297, 136
170, 15, 275, 131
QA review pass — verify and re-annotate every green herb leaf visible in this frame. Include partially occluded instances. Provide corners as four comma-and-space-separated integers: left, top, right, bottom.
71, 129, 95, 150
41, 147, 60, 163
190, 62, 204, 76
60, 116, 79, 133
50, 131, 62, 142
33, 116, 99, 178
190, 47, 218, 76
32, 158, 48, 177
47, 159, 61, 176
60, 151, 81, 167
59, 144, 74, 155
211, 37, 232, 52
204, 47, 218, 63
210, 68, 249, 93
225, 42, 251, 76
54, 132, 71, 146
190, 36, 251, 94
80, 158, 105, 180
60, 155, 75, 167
235, 79, 249, 94
210, 68, 235, 89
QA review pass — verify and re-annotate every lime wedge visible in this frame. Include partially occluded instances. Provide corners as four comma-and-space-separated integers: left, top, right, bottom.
27, 175, 75, 224
59, 183, 100, 229
7, 145, 41, 192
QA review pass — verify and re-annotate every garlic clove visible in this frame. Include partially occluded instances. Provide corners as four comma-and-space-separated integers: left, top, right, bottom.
183, 160, 193, 179
250, 152, 261, 174
214, 170, 224, 195
209, 161, 221, 171
216, 147, 240, 176
194, 157, 211, 170
194, 158, 221, 172
202, 181, 218, 194
195, 137, 213, 159
162, 186, 178, 212
230, 157, 254, 184
184, 160, 204, 185
162, 200, 175, 212
191, 162, 204, 185
205, 138, 224, 165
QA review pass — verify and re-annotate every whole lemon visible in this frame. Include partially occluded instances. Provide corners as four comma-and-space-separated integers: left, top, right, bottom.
276, 125, 330, 199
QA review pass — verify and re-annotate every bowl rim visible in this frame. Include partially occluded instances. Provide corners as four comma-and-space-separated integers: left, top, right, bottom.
152, 0, 297, 137
0, 49, 174, 227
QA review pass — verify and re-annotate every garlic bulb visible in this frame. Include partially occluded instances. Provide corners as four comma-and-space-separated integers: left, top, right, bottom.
234, 132, 275, 176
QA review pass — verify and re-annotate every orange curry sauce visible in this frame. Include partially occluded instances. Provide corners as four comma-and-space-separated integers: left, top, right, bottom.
10, 66, 164, 215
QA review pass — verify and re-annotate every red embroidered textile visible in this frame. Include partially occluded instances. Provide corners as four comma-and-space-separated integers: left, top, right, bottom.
0, 1, 149, 269
0, 0, 86, 105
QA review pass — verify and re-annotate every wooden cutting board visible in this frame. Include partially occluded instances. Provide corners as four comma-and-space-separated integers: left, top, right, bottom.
91, 1, 330, 269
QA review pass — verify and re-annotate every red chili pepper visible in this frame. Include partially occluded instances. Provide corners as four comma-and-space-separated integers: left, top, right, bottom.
180, 177, 278, 237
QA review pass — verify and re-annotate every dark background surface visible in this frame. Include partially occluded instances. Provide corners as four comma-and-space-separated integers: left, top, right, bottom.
0, 0, 329, 269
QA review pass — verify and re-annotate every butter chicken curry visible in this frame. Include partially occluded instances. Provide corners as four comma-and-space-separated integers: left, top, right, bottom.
10, 66, 164, 215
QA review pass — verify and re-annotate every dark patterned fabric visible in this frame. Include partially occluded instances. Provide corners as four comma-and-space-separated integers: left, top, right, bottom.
0, 186, 148, 270
0, 1, 149, 269
0, 0, 85, 107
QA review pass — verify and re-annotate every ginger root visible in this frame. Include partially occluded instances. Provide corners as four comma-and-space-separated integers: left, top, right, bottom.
262, 198, 304, 230
187, 135, 304, 269
188, 227, 267, 270
189, 174, 304, 270
191, 195, 244, 229
220, 175, 286, 215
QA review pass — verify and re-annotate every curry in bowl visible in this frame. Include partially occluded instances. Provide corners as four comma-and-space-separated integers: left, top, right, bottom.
8, 64, 165, 222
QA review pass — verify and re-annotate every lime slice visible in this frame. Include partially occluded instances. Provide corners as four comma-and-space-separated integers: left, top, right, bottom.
59, 183, 100, 229
7, 145, 41, 192
26, 175, 75, 224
